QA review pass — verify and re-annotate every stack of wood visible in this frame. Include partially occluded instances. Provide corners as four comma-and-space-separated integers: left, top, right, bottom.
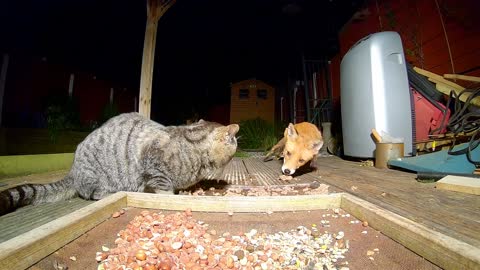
413, 67, 480, 107
413, 67, 480, 152
415, 132, 472, 152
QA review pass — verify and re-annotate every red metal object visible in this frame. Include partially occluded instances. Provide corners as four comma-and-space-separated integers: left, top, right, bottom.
412, 89, 450, 141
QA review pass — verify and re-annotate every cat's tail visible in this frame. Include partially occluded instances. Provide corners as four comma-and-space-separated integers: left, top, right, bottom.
0, 175, 77, 216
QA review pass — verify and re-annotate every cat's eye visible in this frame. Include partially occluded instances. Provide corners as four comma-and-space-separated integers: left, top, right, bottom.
299, 159, 305, 163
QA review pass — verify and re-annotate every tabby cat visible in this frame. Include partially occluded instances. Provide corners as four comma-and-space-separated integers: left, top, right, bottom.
0, 112, 239, 215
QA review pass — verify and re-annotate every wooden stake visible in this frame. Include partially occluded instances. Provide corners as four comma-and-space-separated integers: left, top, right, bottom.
0, 54, 9, 126
138, 0, 176, 118
444, 74, 480, 83
371, 128, 382, 143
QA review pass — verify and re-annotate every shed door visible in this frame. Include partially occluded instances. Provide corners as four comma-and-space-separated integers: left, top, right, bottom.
255, 88, 271, 122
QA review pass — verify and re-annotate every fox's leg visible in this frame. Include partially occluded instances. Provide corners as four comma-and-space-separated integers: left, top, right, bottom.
272, 137, 286, 157
309, 154, 318, 170
264, 137, 286, 161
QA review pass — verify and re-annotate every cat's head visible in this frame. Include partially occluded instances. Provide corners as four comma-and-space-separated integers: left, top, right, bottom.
210, 123, 240, 165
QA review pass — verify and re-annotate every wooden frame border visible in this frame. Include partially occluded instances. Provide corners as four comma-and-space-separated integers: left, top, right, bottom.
0, 192, 127, 269
0, 192, 479, 270
126, 192, 342, 212
341, 194, 480, 270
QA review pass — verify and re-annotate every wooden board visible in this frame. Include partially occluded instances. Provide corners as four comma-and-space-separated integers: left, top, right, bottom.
0, 192, 127, 270
436, 175, 480, 195
341, 194, 480, 270
444, 74, 480, 83
413, 66, 465, 91
126, 192, 342, 212
433, 80, 480, 107
428, 77, 465, 92
219, 158, 250, 185
242, 158, 285, 186
311, 156, 480, 258
0, 197, 92, 243
0, 192, 479, 270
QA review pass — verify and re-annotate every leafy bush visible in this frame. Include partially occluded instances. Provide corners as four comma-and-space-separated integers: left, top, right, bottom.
100, 103, 120, 124
45, 94, 81, 142
237, 118, 285, 151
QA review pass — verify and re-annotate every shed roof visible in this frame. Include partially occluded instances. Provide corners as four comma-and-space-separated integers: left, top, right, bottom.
230, 79, 274, 88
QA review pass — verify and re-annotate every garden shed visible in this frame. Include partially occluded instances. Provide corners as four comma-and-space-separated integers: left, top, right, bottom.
229, 79, 275, 124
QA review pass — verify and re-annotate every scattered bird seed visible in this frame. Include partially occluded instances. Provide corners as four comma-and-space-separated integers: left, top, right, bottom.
96, 210, 351, 270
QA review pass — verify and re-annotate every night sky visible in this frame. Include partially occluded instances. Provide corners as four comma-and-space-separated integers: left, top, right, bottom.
0, 0, 363, 124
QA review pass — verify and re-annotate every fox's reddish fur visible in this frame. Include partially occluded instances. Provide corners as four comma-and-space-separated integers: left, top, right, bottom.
264, 122, 323, 175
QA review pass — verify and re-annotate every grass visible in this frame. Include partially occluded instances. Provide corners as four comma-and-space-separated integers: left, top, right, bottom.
237, 118, 285, 152
0, 153, 74, 178
234, 150, 251, 158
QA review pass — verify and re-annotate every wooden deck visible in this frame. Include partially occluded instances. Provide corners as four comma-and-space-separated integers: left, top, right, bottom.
1, 155, 479, 252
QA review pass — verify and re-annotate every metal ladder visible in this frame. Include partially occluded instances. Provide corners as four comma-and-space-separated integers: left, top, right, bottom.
301, 55, 334, 126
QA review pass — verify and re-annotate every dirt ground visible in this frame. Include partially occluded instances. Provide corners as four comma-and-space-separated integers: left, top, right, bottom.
30, 208, 441, 270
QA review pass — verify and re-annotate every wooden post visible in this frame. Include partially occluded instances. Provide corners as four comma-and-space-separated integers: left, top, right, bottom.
0, 54, 9, 126
138, 0, 176, 118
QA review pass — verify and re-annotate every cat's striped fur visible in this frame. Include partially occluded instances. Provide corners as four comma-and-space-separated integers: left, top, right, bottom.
0, 112, 239, 215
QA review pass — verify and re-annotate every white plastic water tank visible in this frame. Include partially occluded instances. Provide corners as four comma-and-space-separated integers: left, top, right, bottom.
340, 31, 414, 158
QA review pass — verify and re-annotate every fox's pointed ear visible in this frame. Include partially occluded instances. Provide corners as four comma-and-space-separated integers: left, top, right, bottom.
285, 123, 298, 139
311, 140, 324, 152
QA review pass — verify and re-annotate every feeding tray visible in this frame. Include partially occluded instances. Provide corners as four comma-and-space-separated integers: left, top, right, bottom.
0, 192, 478, 270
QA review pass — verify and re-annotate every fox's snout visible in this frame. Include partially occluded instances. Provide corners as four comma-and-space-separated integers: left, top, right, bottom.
276, 122, 323, 176
281, 165, 295, 176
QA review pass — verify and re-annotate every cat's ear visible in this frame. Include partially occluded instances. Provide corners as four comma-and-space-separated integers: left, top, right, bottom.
226, 124, 239, 136
285, 123, 297, 139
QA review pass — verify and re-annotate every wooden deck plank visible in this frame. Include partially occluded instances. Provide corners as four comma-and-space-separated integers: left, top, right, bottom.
261, 158, 327, 187
0, 198, 92, 243
1, 155, 479, 257
313, 156, 480, 248
242, 158, 283, 186
341, 194, 480, 270
0, 192, 127, 270
221, 158, 249, 185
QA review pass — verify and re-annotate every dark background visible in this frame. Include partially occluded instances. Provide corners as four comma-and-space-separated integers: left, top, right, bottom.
0, 0, 363, 125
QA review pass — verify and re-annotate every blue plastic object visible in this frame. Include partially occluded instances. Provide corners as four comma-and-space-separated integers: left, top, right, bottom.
388, 143, 479, 174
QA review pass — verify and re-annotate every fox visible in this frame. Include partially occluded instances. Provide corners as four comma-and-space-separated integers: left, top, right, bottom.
264, 122, 323, 176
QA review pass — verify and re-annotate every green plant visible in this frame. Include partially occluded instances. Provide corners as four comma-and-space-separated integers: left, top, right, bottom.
44, 94, 81, 143
100, 103, 120, 124
237, 118, 284, 151
234, 150, 251, 158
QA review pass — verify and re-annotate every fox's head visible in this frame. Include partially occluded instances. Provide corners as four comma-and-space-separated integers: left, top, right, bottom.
281, 123, 323, 176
